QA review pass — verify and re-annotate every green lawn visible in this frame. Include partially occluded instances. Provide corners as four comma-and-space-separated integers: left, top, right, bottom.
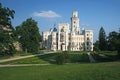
0, 62, 120, 80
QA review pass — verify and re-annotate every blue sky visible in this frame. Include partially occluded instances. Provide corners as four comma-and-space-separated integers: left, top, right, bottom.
1, 0, 120, 42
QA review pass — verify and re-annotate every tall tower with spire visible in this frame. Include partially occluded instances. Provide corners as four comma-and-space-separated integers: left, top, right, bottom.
71, 11, 80, 35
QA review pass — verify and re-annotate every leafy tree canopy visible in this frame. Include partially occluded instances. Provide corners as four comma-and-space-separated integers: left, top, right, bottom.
16, 18, 42, 53
0, 2, 15, 55
0, 3, 15, 26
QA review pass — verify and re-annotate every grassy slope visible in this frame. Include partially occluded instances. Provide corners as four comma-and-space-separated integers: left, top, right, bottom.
0, 62, 120, 80
0, 52, 89, 64
1, 51, 119, 64
0, 52, 32, 60
91, 51, 119, 62
0, 53, 58, 64
0, 50, 44, 60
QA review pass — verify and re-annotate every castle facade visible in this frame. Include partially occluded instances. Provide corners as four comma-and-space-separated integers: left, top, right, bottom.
42, 11, 93, 51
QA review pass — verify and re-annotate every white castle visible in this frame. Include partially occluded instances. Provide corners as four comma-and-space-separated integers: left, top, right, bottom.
42, 11, 93, 51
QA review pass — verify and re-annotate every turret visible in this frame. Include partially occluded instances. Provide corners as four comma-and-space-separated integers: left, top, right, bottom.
71, 11, 80, 35
72, 11, 78, 17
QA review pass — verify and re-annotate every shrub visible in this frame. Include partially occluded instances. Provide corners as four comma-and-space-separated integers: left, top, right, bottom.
55, 51, 70, 65
55, 54, 65, 65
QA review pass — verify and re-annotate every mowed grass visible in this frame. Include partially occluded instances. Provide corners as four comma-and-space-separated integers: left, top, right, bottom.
0, 62, 120, 80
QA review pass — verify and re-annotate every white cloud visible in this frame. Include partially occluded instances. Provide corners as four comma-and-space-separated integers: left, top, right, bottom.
81, 24, 90, 27
33, 10, 61, 18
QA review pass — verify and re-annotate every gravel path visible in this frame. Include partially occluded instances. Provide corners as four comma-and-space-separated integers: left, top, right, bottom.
87, 52, 96, 62
0, 64, 52, 67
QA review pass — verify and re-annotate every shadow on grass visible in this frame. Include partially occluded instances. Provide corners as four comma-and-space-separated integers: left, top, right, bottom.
36, 53, 58, 64
69, 53, 90, 63
91, 51, 119, 62
36, 52, 90, 64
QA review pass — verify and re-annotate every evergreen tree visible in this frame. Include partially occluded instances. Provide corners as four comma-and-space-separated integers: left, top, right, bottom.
16, 18, 42, 53
99, 27, 107, 51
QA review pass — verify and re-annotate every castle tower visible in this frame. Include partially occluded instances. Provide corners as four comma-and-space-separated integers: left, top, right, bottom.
71, 11, 80, 35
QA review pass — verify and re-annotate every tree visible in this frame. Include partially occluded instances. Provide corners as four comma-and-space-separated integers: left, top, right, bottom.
107, 31, 118, 51
16, 18, 42, 53
107, 30, 120, 58
117, 31, 120, 58
0, 3, 15, 26
0, 3, 15, 55
99, 27, 107, 51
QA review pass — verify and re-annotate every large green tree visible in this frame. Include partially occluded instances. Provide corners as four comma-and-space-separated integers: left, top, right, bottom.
99, 27, 107, 51
107, 30, 120, 58
0, 3, 15, 55
117, 31, 120, 57
0, 3, 15, 26
16, 18, 41, 53
107, 31, 118, 51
